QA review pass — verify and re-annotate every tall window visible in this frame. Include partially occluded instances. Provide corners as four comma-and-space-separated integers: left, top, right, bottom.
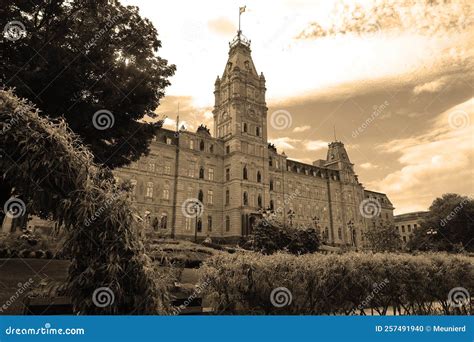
256, 127, 260, 136
243, 192, 248, 205
269, 180, 274, 191
130, 179, 137, 195
146, 182, 153, 198
207, 190, 213, 205
257, 171, 261, 183
210, 144, 214, 153
166, 137, 172, 145
162, 184, 170, 200
257, 194, 262, 208
269, 157, 273, 167
226, 146, 230, 154
160, 213, 168, 229
225, 189, 230, 205
270, 200, 274, 211
200, 140, 205, 151
226, 168, 230, 181
243, 123, 247, 133
208, 215, 213, 232
338, 227, 342, 239
199, 167, 204, 179
198, 190, 204, 202
225, 216, 230, 232
208, 168, 214, 181
197, 218, 202, 232
185, 217, 192, 231
188, 163, 195, 178
243, 166, 248, 180
189, 140, 194, 149
164, 162, 171, 175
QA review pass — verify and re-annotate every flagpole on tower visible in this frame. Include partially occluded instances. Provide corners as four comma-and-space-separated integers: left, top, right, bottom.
238, 6, 246, 36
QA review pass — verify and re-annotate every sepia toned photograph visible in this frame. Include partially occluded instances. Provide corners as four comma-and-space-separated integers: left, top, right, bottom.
0, 0, 473, 340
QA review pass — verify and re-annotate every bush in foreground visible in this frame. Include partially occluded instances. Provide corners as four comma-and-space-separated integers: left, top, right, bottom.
245, 219, 319, 255
200, 252, 473, 315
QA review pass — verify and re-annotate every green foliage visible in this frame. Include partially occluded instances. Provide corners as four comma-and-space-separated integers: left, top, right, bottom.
247, 219, 320, 255
1, 0, 175, 168
408, 194, 474, 252
364, 222, 402, 252
200, 252, 474, 315
0, 89, 162, 314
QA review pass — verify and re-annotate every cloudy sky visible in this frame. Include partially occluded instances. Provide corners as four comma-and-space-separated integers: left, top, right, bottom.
122, 0, 473, 214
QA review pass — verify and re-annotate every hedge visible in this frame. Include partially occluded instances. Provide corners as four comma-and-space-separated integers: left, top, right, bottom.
200, 252, 473, 315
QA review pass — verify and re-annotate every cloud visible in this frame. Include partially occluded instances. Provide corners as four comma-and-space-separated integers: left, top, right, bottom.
412, 77, 447, 95
369, 98, 474, 214
304, 140, 328, 151
269, 137, 299, 151
360, 162, 378, 170
292, 125, 311, 133
297, 0, 473, 40
208, 17, 236, 36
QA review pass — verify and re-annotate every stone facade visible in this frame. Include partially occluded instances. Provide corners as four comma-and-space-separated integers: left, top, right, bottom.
113, 32, 395, 246
394, 211, 429, 244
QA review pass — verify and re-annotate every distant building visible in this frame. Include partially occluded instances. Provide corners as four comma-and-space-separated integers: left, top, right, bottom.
113, 30, 395, 246
394, 211, 429, 244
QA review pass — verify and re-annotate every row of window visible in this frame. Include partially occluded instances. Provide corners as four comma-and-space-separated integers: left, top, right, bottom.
184, 216, 231, 232
189, 139, 215, 153
397, 223, 418, 233
242, 122, 261, 137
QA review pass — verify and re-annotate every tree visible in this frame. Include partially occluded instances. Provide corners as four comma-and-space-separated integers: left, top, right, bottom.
364, 222, 402, 252
407, 194, 474, 252
1, 89, 166, 314
1, 0, 175, 168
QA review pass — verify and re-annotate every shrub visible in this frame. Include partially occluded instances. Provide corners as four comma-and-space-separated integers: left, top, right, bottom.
246, 219, 319, 255
200, 252, 474, 315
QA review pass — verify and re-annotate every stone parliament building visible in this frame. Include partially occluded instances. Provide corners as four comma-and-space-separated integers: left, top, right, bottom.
114, 31, 394, 246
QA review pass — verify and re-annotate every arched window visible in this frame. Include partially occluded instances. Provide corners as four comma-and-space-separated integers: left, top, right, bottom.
198, 190, 204, 202
200, 140, 205, 151
199, 167, 204, 179
269, 180, 274, 191
257, 171, 261, 183
269, 200, 274, 211
269, 156, 273, 167
243, 192, 248, 205
225, 216, 230, 232
243, 166, 248, 180
243, 123, 247, 133
225, 189, 230, 205
257, 194, 262, 208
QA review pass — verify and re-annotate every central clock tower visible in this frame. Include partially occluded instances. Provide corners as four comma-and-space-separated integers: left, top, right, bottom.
213, 32, 268, 142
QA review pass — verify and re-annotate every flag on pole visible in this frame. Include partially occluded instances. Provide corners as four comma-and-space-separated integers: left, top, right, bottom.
239, 6, 246, 14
